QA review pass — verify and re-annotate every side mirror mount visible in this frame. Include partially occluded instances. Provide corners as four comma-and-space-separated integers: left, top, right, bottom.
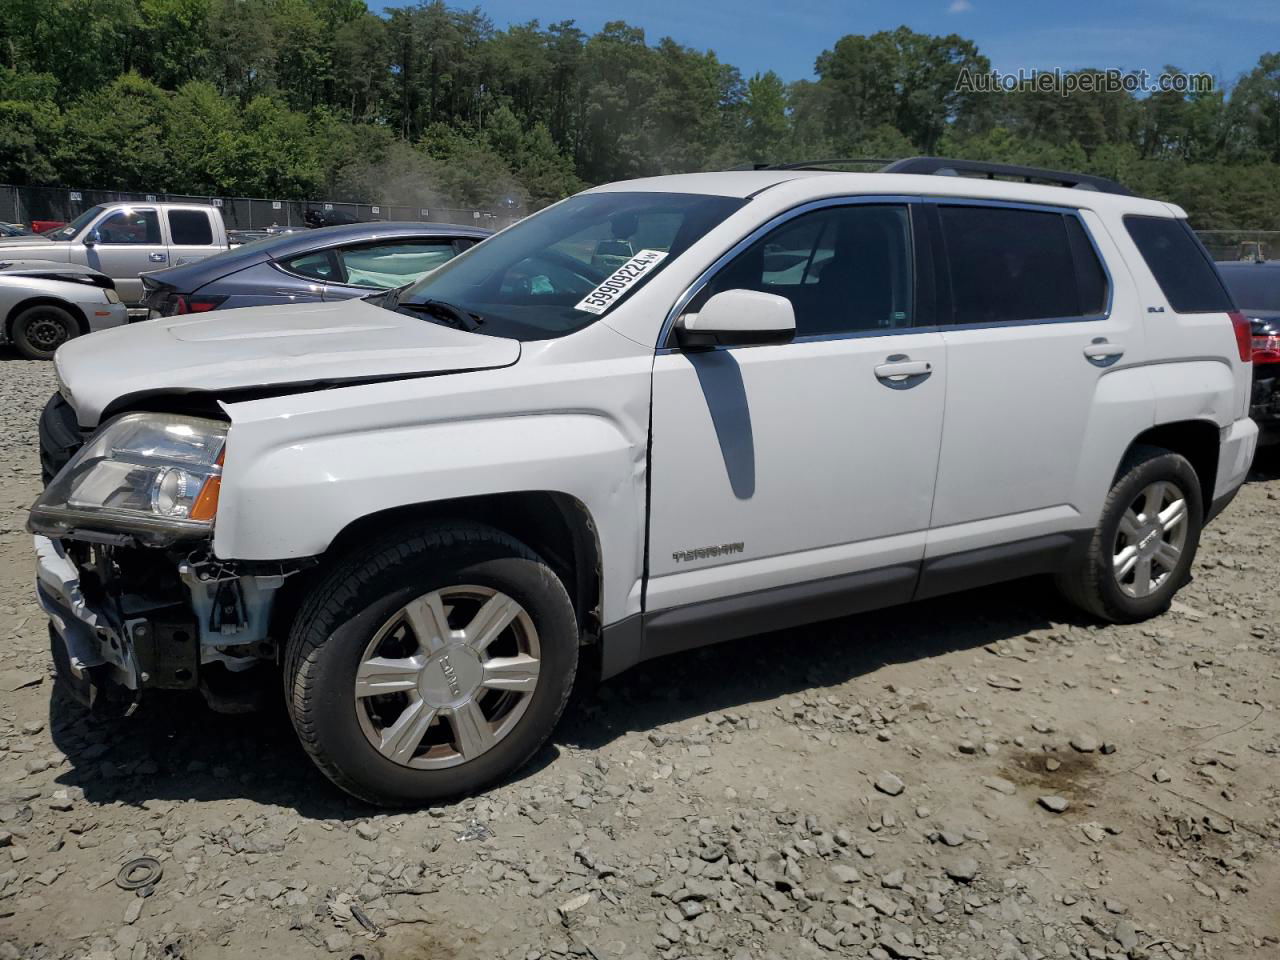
675, 289, 796, 351
82, 229, 98, 247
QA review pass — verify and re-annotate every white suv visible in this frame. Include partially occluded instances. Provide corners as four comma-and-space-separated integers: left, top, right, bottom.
29, 158, 1258, 805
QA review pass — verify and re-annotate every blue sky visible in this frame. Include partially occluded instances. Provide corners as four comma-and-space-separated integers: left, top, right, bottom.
459, 1, 1276, 87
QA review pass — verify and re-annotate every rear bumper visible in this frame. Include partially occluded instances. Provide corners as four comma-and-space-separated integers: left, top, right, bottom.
1251, 366, 1280, 444
1211, 417, 1258, 509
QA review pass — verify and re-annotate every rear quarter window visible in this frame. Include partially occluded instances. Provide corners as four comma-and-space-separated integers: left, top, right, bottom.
1123, 215, 1233, 314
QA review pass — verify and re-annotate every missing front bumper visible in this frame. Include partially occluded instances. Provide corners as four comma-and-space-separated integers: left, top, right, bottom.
35, 535, 202, 712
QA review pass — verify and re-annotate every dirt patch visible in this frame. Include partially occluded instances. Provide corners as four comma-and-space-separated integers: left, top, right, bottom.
0, 356, 1276, 959
1001, 748, 1105, 805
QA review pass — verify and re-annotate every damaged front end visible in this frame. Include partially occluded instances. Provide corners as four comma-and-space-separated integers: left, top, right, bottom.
34, 536, 298, 716
30, 396, 302, 715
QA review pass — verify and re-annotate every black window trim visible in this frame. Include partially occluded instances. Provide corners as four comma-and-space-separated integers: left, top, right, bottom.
929, 197, 1114, 330
659, 194, 930, 351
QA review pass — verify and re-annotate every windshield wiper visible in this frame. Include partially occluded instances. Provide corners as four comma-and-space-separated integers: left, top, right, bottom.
395, 298, 485, 332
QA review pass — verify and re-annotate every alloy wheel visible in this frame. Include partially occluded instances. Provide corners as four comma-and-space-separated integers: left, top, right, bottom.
353, 585, 541, 769
1112, 480, 1188, 598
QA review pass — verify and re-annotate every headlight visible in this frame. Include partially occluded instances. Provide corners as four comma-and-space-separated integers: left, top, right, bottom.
104, 287, 120, 304
29, 413, 226, 545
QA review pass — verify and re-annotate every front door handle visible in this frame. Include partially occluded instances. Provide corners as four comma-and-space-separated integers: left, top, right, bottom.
874, 355, 933, 382
1083, 338, 1124, 363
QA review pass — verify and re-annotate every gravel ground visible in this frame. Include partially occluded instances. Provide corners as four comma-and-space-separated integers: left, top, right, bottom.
0, 350, 1277, 960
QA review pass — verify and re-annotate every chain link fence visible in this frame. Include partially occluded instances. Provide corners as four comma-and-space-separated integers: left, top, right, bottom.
0, 184, 520, 234
5, 185, 1274, 265
1195, 230, 1280, 263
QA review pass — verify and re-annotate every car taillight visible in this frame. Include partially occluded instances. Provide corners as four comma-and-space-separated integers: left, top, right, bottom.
171, 294, 226, 315
1229, 311, 1252, 363
1254, 332, 1280, 365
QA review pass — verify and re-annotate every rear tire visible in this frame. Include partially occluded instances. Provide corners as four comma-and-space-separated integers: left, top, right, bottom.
1057, 445, 1203, 622
12, 304, 79, 360
284, 522, 578, 807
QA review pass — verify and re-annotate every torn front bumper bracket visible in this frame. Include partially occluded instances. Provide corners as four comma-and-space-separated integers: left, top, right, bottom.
34, 535, 142, 708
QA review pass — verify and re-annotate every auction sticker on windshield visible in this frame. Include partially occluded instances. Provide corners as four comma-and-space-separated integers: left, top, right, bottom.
574, 249, 669, 315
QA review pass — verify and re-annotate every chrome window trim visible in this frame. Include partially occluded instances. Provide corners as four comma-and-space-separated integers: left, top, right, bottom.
657, 195, 923, 349
657, 193, 1117, 351
929, 196, 1115, 328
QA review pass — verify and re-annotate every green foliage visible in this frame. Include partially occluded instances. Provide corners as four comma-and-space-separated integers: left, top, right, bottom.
0, 1, 1276, 225
57, 73, 169, 190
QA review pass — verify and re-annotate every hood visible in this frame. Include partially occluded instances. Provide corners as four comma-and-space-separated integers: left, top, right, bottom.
0, 232, 51, 245
0, 238, 67, 257
0, 258, 110, 285
55, 298, 521, 426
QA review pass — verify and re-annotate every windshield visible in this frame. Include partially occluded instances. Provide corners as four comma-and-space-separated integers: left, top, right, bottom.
396, 192, 746, 340
47, 205, 106, 241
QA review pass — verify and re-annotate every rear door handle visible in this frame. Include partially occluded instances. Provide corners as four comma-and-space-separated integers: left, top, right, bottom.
874, 356, 933, 382
1083, 339, 1124, 362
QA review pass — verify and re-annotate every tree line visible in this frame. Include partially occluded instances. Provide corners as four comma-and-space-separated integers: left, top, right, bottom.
1, 0, 1278, 228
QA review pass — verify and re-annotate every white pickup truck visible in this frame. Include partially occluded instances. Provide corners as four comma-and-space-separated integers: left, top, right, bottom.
0, 202, 229, 309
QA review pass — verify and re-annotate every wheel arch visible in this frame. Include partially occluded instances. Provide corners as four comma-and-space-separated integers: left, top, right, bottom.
318, 491, 603, 644
5, 296, 89, 340
1118, 418, 1219, 510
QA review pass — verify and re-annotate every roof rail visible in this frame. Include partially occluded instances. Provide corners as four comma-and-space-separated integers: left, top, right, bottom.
756, 158, 899, 171
880, 156, 1132, 196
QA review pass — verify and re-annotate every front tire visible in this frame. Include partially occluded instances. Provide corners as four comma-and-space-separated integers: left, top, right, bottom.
12, 304, 78, 360
284, 522, 578, 806
1057, 445, 1203, 622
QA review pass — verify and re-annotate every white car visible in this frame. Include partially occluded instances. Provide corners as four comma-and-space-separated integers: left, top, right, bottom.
29, 158, 1258, 805
0, 259, 128, 359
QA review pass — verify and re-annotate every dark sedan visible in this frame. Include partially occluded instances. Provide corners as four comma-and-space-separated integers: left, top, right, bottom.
141, 221, 490, 317
1218, 261, 1280, 446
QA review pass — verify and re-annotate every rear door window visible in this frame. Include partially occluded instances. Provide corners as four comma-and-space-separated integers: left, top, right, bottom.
168, 210, 214, 246
337, 240, 458, 289
938, 205, 1105, 324
1123, 215, 1233, 313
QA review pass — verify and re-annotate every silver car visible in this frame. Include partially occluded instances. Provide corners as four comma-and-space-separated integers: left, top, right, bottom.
0, 259, 128, 360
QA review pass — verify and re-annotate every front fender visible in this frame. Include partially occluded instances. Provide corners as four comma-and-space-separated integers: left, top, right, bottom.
214, 365, 651, 624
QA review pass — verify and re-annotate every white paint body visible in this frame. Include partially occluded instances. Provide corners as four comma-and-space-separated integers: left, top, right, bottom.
52, 170, 1259, 633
